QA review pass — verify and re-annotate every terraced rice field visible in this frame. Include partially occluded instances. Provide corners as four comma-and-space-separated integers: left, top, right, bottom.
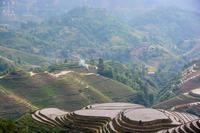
0, 71, 137, 112
32, 102, 200, 133
190, 88, 200, 97
0, 86, 37, 118
154, 93, 200, 110
177, 77, 200, 94
81, 74, 137, 102
176, 69, 200, 94
159, 119, 200, 133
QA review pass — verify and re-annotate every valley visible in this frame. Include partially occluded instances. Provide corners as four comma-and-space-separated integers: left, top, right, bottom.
0, 0, 200, 132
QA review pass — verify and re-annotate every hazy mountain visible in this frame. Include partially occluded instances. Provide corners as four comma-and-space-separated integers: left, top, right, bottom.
1, 0, 199, 23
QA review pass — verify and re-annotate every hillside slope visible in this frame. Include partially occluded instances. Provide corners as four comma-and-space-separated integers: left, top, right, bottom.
0, 70, 137, 119
1, 7, 194, 75
0, 85, 36, 119
0, 45, 50, 66
155, 60, 200, 116
131, 8, 200, 47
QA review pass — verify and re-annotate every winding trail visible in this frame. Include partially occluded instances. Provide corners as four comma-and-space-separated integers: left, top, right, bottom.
45, 70, 95, 78
29, 71, 36, 76
53, 71, 73, 77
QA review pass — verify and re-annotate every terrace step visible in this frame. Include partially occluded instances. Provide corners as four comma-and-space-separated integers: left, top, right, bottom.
84, 103, 145, 110
184, 122, 196, 133
178, 125, 187, 133
33, 110, 57, 127
161, 119, 200, 133
159, 110, 182, 124
103, 123, 111, 133
176, 125, 187, 133
32, 114, 55, 127
118, 113, 177, 131
166, 128, 175, 133
190, 120, 200, 132
197, 120, 200, 127
169, 111, 198, 124
38, 111, 61, 126
113, 117, 174, 132
55, 115, 66, 125
106, 121, 119, 133
69, 112, 109, 125
122, 109, 171, 125
31, 104, 200, 132
63, 113, 108, 132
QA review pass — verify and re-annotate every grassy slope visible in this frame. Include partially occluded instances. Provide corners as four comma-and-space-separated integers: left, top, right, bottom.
154, 93, 200, 110
0, 113, 63, 133
0, 85, 37, 119
16, 113, 64, 133
80, 74, 136, 102
0, 71, 137, 113
155, 62, 200, 112
0, 46, 50, 66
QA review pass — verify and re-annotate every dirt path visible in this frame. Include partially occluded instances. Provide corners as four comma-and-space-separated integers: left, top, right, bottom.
29, 71, 36, 76
46, 70, 95, 78
53, 71, 73, 77
80, 73, 94, 76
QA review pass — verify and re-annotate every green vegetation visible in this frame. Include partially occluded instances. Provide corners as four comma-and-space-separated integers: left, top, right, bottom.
0, 46, 50, 66
131, 7, 200, 46
0, 118, 27, 133
0, 87, 31, 119
0, 66, 138, 119
0, 7, 145, 63
96, 59, 158, 106
16, 113, 64, 132
0, 114, 63, 133
0, 57, 16, 75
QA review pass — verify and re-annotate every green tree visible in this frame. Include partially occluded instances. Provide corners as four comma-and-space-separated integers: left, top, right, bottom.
97, 58, 104, 75
149, 93, 154, 106
89, 59, 95, 65
64, 59, 68, 63
17, 57, 22, 64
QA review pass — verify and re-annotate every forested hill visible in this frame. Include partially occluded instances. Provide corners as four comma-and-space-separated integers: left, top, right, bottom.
1, 6, 200, 63
0, 7, 146, 59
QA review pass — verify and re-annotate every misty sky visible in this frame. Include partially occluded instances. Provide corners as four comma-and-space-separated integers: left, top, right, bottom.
50, 0, 200, 11
1, 0, 200, 11
0, 0, 199, 20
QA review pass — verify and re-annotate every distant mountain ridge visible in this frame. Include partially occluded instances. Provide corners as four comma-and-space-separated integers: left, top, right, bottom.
2, 7, 198, 66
